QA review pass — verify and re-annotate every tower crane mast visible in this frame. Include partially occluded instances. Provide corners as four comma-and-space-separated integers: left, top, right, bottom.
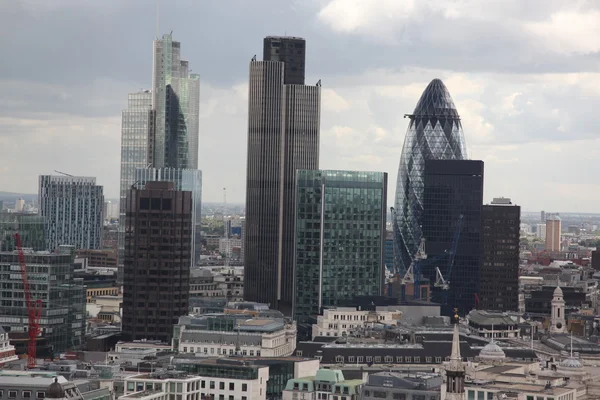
15, 233, 42, 369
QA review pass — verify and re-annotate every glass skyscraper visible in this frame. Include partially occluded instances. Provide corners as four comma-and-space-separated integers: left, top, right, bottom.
244, 37, 321, 314
422, 160, 483, 316
118, 34, 201, 283
0, 212, 46, 251
293, 170, 387, 327
393, 79, 468, 274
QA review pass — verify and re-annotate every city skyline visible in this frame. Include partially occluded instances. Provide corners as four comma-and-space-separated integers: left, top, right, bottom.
2, 1, 600, 212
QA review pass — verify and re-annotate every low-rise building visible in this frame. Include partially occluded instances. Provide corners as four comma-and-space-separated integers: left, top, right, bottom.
466, 310, 521, 339
361, 372, 442, 400
312, 307, 402, 339
87, 295, 122, 323
173, 313, 296, 357
120, 366, 268, 400
283, 369, 363, 400
189, 267, 243, 301
0, 327, 17, 365
0, 371, 110, 400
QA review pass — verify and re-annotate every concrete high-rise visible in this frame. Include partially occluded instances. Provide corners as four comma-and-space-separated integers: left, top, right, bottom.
118, 34, 201, 284
546, 215, 561, 252
393, 79, 468, 276
39, 175, 104, 251
422, 160, 483, 316
122, 181, 192, 342
244, 36, 321, 313
480, 198, 520, 312
293, 170, 387, 331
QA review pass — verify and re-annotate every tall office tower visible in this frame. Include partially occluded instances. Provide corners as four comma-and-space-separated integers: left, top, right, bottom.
118, 90, 154, 283
134, 168, 202, 266
39, 175, 104, 251
118, 34, 201, 284
244, 36, 321, 313
422, 160, 483, 316
480, 198, 520, 311
546, 215, 562, 252
393, 79, 467, 275
541, 211, 546, 223
0, 251, 85, 354
293, 170, 387, 330
0, 212, 46, 251
122, 182, 192, 342
152, 33, 200, 169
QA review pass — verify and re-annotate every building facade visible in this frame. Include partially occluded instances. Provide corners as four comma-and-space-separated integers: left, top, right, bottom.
39, 175, 104, 251
0, 212, 46, 252
283, 369, 363, 400
118, 90, 154, 284
118, 34, 201, 284
293, 170, 387, 326
393, 79, 468, 276
311, 307, 401, 339
244, 36, 321, 313
480, 198, 520, 311
546, 215, 562, 252
422, 160, 483, 316
122, 182, 192, 342
0, 251, 85, 354
174, 314, 297, 357
362, 372, 442, 400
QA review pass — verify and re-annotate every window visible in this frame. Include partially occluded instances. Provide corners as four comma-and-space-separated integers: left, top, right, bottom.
414, 357, 420, 363
229, 383, 234, 391
242, 384, 248, 392
478, 392, 485, 400
396, 356, 403, 363
219, 382, 225, 390
366, 356, 373, 362
201, 381, 205, 389
385, 356, 393, 363
394, 394, 406, 400
348, 356, 355, 363
210, 381, 215, 389
36, 392, 45, 399
374, 356, 381, 362
426, 357, 432, 363
127, 383, 135, 391
435, 357, 442, 363
8, 392, 16, 399
373, 391, 387, 398
23, 392, 31, 398
336, 355, 344, 363
357, 356, 364, 363
488, 394, 494, 400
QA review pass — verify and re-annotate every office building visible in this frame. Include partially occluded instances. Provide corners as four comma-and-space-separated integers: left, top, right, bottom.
134, 167, 202, 267
0, 212, 46, 251
283, 370, 363, 400
393, 79, 468, 275
0, 251, 85, 354
536, 223, 547, 240
422, 160, 483, 316
122, 182, 192, 343
480, 198, 520, 312
244, 36, 321, 313
361, 372, 442, 400
39, 175, 104, 251
546, 215, 562, 252
118, 33, 201, 284
293, 170, 387, 326
173, 313, 297, 357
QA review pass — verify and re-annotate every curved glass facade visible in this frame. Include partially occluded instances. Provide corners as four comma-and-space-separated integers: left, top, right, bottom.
393, 79, 468, 273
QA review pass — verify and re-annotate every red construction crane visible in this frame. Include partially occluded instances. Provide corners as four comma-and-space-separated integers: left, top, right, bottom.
14, 233, 42, 369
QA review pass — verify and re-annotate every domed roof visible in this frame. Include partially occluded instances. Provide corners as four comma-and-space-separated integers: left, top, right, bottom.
560, 357, 582, 369
46, 378, 65, 399
553, 286, 563, 296
479, 342, 506, 361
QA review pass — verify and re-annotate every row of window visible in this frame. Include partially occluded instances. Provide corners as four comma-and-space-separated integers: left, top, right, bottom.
334, 355, 446, 364
0, 390, 46, 399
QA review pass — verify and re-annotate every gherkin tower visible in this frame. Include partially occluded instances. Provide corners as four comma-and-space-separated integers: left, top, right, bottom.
393, 79, 468, 273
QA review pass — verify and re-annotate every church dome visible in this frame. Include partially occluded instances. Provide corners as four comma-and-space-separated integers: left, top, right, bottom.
560, 357, 582, 369
46, 378, 65, 399
553, 286, 563, 297
479, 342, 506, 361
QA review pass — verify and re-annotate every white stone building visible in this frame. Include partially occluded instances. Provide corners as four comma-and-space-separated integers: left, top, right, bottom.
175, 315, 296, 357
312, 307, 402, 339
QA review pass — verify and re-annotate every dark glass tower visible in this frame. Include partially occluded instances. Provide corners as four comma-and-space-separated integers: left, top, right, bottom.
263, 36, 306, 85
293, 170, 387, 332
394, 79, 467, 275
481, 198, 520, 311
122, 181, 192, 343
244, 36, 321, 313
422, 160, 483, 316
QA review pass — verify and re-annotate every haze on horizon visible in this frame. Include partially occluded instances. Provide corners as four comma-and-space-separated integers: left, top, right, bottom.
1, 0, 599, 212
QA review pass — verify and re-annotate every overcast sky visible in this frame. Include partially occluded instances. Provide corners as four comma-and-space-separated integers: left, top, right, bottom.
1, 0, 600, 212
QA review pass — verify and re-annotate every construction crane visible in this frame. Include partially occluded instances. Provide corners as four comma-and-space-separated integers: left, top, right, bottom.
400, 239, 448, 302
434, 214, 464, 290
15, 233, 43, 369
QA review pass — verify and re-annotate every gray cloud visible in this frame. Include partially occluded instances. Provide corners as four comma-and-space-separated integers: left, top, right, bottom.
1, 0, 600, 212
